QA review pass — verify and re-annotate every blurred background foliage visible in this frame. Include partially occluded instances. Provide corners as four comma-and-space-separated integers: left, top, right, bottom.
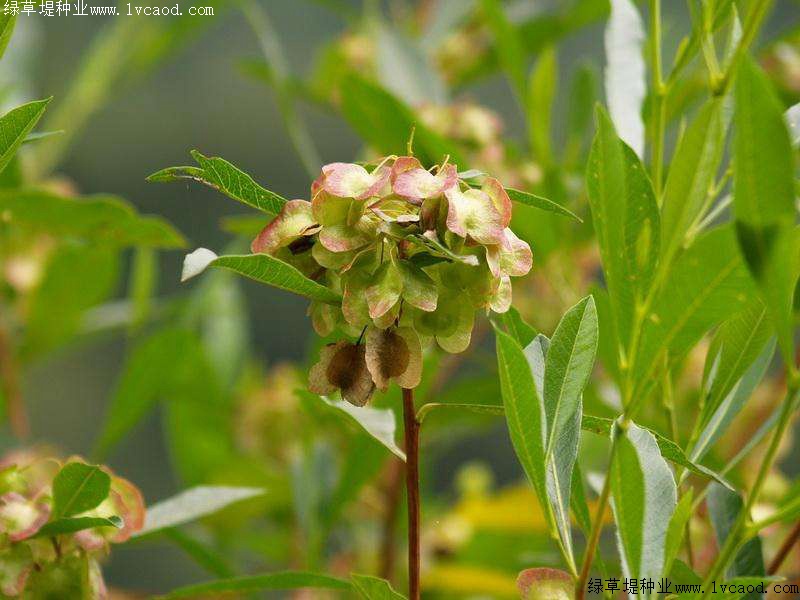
1, 0, 800, 596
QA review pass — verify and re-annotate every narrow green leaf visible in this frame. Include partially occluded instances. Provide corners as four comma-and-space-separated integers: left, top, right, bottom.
0, 14, 16, 60
582, 415, 730, 488
633, 225, 754, 396
660, 98, 726, 265
351, 574, 406, 600
663, 491, 693, 576
0, 189, 186, 248
136, 486, 265, 537
53, 463, 111, 518
375, 23, 446, 106
35, 516, 122, 538
318, 395, 405, 461
494, 327, 548, 521
505, 187, 582, 222
708, 483, 765, 596
611, 423, 677, 588
587, 106, 659, 350
604, 0, 646, 157
496, 306, 537, 348
528, 46, 557, 164
565, 63, 597, 165
480, 0, 526, 100
94, 328, 196, 459
0, 98, 51, 173
148, 150, 287, 216
129, 246, 157, 331
182, 251, 341, 305
415, 402, 504, 423
156, 572, 350, 599
734, 57, 798, 362
570, 463, 592, 535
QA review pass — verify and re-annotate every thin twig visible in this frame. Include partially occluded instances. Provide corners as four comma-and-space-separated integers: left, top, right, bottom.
0, 324, 28, 439
402, 387, 421, 600
768, 521, 800, 575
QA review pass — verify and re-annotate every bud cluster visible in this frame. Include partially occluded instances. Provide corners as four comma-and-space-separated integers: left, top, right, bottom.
0, 451, 144, 597
251, 156, 532, 406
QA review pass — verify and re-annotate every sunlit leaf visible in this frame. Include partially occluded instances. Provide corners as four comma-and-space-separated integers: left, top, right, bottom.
148, 150, 287, 215
318, 396, 405, 461
155, 572, 350, 599
0, 98, 51, 173
53, 463, 111, 518
611, 423, 677, 590
604, 0, 646, 157
182, 251, 341, 304
136, 486, 265, 537
734, 57, 798, 362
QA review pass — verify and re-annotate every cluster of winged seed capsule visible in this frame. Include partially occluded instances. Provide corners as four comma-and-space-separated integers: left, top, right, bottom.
0, 451, 144, 597
251, 156, 532, 406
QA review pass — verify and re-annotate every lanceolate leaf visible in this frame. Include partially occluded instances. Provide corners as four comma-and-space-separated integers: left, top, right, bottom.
319, 396, 406, 461
610, 423, 677, 592
136, 486, 265, 536
35, 516, 122, 538
734, 57, 798, 362
53, 463, 111, 518
351, 574, 406, 600
506, 187, 582, 222
708, 483, 766, 597
604, 0, 646, 157
660, 98, 726, 265
0, 189, 186, 248
663, 491, 693, 576
582, 415, 730, 488
633, 225, 753, 397
494, 328, 548, 525
155, 572, 351, 599
182, 251, 341, 305
0, 98, 51, 173
497, 306, 537, 348
148, 150, 287, 216
527, 46, 557, 164
587, 106, 659, 352
0, 14, 17, 60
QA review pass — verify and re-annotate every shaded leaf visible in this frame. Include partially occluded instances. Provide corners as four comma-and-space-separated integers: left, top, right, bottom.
148, 150, 287, 215
182, 251, 341, 304
318, 396, 405, 461
734, 57, 798, 362
136, 486, 265, 537
0, 14, 15, 60
0, 98, 51, 173
611, 423, 677, 589
155, 572, 350, 599
604, 0, 646, 157
35, 516, 122, 538
376, 23, 445, 106
53, 463, 111, 518
586, 106, 659, 351
351, 574, 406, 600
663, 491, 693, 575
527, 46, 557, 164
480, 0, 526, 99
497, 306, 537, 348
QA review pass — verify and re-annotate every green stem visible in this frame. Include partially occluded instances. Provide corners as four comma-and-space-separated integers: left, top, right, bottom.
649, 0, 666, 199
699, 383, 800, 593
713, 0, 774, 95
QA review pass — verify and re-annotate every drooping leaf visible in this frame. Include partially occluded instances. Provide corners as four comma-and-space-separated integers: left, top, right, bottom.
0, 98, 51, 173
318, 396, 405, 461
53, 463, 111, 518
506, 187, 582, 222
0, 14, 16, 60
94, 328, 197, 459
155, 572, 351, 599
527, 46, 557, 164
375, 23, 445, 107
581, 415, 730, 488
351, 574, 406, 600
660, 98, 726, 265
663, 491, 693, 576
604, 0, 646, 157
707, 483, 766, 598
610, 423, 677, 590
182, 251, 341, 304
339, 74, 463, 167
586, 106, 659, 351
136, 486, 265, 537
35, 516, 122, 538
633, 225, 754, 397
543, 296, 598, 565
733, 57, 798, 363
0, 189, 186, 248
494, 328, 549, 530
148, 150, 287, 215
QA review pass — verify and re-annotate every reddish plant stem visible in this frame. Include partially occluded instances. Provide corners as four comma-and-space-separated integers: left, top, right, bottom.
379, 459, 404, 581
0, 324, 28, 439
769, 521, 800, 575
402, 387, 421, 600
